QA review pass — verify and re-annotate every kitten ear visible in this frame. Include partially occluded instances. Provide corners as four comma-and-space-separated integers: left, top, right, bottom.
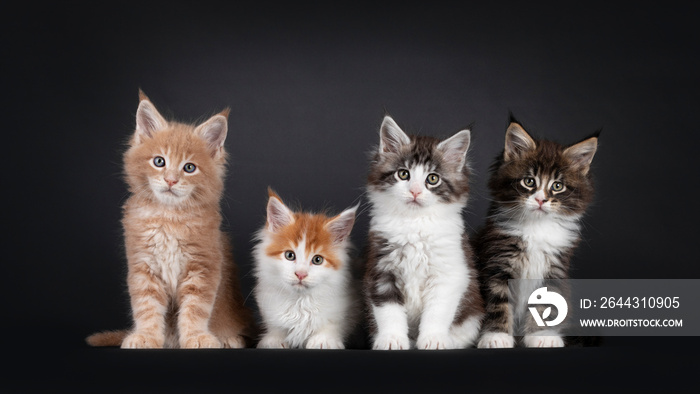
266, 189, 295, 233
563, 135, 598, 175
134, 92, 168, 144
504, 122, 537, 161
379, 116, 411, 154
325, 205, 357, 245
194, 109, 229, 158
437, 129, 471, 170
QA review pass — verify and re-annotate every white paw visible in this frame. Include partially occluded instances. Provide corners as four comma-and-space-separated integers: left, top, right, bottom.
372, 332, 410, 350
523, 335, 564, 348
306, 333, 344, 349
416, 332, 454, 350
256, 332, 288, 349
477, 332, 515, 349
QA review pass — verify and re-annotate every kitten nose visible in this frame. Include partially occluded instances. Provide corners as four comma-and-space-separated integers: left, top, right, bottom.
165, 178, 178, 187
409, 183, 423, 199
535, 197, 547, 207
295, 272, 308, 281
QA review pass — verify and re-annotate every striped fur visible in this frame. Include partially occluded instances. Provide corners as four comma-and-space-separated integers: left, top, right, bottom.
86, 92, 255, 348
363, 116, 484, 350
474, 120, 598, 348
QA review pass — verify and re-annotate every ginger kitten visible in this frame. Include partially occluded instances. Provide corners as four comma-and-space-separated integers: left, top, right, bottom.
86, 92, 254, 348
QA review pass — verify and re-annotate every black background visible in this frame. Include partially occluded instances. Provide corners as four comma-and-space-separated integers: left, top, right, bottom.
4, 2, 700, 392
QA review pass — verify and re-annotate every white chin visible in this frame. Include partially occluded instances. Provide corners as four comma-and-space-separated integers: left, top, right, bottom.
155, 191, 186, 205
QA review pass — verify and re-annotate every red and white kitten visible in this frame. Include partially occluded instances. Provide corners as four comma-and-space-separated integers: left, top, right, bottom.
253, 190, 358, 349
86, 91, 254, 348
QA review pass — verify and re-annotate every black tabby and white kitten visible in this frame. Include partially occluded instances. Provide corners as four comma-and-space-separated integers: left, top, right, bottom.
474, 119, 598, 348
363, 116, 484, 350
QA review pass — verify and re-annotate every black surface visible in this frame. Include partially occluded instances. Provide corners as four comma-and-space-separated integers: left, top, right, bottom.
4, 2, 699, 392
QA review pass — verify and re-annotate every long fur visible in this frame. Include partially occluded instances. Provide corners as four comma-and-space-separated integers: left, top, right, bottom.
474, 120, 599, 348
85, 92, 255, 348
253, 190, 359, 349
362, 116, 484, 350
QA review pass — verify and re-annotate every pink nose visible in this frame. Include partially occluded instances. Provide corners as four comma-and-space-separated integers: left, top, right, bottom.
535, 197, 547, 207
165, 178, 178, 187
295, 272, 307, 281
411, 190, 422, 199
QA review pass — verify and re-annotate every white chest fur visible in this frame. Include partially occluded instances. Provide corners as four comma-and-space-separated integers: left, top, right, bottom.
502, 215, 580, 279
146, 226, 186, 296
370, 202, 469, 325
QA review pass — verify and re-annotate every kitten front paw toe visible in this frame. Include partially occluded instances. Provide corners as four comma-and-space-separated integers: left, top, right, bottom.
477, 332, 515, 349
257, 333, 288, 349
416, 333, 454, 350
306, 334, 344, 350
221, 335, 246, 349
372, 333, 410, 350
181, 332, 222, 349
121, 332, 164, 349
523, 334, 564, 348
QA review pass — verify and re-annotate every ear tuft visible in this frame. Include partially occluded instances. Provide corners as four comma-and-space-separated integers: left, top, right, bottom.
326, 205, 357, 245
194, 114, 228, 158
134, 95, 167, 144
379, 116, 411, 154
563, 136, 598, 175
504, 122, 536, 161
437, 129, 471, 170
266, 191, 295, 233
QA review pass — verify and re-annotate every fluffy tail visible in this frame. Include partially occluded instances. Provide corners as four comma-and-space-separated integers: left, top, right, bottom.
85, 329, 129, 347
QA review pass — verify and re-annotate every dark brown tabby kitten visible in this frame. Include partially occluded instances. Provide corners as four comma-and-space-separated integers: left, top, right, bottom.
474, 118, 598, 348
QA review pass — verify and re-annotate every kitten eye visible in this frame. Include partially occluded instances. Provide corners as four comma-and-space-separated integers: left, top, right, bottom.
183, 163, 196, 173
426, 173, 440, 185
396, 169, 410, 180
284, 251, 296, 261
311, 255, 324, 265
153, 156, 165, 168
522, 177, 536, 188
551, 181, 565, 192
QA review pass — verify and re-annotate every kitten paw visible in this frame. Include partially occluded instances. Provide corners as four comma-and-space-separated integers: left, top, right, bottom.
416, 333, 454, 350
121, 332, 164, 349
372, 333, 410, 350
477, 332, 515, 349
221, 335, 246, 349
257, 333, 288, 349
523, 335, 564, 348
306, 333, 344, 350
181, 332, 222, 349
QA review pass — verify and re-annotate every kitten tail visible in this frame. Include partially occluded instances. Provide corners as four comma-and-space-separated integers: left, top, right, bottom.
85, 329, 129, 347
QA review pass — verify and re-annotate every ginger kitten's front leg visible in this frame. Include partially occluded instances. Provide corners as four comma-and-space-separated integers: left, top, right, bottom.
122, 261, 169, 349
176, 259, 223, 349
